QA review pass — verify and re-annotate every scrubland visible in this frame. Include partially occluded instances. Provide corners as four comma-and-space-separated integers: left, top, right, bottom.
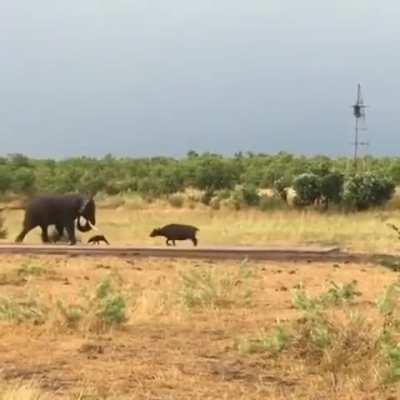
0, 204, 400, 398
0, 255, 398, 399
3, 202, 400, 253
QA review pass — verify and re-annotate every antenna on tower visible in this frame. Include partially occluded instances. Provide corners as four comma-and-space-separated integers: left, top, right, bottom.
351, 84, 369, 171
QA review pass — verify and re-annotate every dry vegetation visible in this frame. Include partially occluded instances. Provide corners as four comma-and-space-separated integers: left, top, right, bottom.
1, 204, 400, 398
2, 204, 400, 253
0, 254, 398, 399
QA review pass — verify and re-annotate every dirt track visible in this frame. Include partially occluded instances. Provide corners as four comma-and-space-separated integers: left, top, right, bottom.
0, 244, 370, 263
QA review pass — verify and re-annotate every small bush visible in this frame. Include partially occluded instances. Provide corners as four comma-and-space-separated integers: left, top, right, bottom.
0, 295, 47, 324
56, 301, 84, 329
57, 276, 129, 332
292, 281, 360, 314
343, 173, 395, 211
240, 184, 260, 206
94, 278, 127, 326
376, 281, 400, 383
273, 176, 292, 202
236, 325, 291, 355
319, 171, 344, 205
167, 194, 184, 208
292, 173, 321, 206
17, 263, 46, 277
179, 261, 253, 309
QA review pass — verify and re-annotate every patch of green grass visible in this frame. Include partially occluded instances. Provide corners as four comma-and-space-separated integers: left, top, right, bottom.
0, 295, 47, 324
17, 263, 47, 277
292, 280, 361, 314
179, 260, 253, 310
57, 275, 130, 332
236, 324, 291, 355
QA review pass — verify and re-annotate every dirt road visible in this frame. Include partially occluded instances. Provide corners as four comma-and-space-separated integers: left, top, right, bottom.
0, 244, 368, 262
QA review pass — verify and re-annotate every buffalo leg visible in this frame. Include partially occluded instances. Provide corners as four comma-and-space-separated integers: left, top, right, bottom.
192, 237, 198, 246
40, 225, 49, 243
166, 239, 171, 246
65, 222, 77, 245
172, 240, 176, 246
15, 226, 33, 243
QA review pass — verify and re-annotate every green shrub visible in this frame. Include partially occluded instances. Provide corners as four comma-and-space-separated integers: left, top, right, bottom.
240, 184, 260, 206
236, 325, 291, 355
292, 173, 321, 206
57, 276, 129, 331
0, 295, 47, 324
319, 171, 344, 204
179, 262, 253, 309
167, 194, 184, 208
343, 173, 395, 211
273, 176, 292, 201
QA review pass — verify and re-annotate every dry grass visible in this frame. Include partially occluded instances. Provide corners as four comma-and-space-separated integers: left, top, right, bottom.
1, 203, 400, 398
3, 206, 400, 253
0, 254, 398, 398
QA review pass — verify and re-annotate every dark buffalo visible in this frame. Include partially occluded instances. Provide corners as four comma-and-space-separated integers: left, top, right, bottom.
150, 224, 199, 246
15, 194, 96, 245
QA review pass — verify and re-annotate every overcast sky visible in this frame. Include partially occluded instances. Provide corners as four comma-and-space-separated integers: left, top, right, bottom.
0, 1, 399, 158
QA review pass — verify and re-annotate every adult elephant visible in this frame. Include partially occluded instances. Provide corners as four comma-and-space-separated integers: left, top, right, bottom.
15, 194, 96, 245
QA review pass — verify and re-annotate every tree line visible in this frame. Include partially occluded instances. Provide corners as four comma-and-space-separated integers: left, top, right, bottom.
0, 152, 398, 210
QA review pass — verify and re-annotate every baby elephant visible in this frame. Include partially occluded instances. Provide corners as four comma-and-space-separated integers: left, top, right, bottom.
150, 224, 199, 246
88, 234, 110, 245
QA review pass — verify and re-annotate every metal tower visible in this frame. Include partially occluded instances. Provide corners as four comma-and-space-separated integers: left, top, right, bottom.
351, 84, 368, 171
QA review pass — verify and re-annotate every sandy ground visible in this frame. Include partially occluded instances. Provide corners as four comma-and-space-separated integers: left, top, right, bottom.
0, 255, 398, 399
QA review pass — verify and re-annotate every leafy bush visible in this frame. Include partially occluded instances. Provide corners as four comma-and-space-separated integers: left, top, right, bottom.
57, 276, 129, 331
240, 184, 260, 206
236, 325, 291, 355
292, 173, 321, 206
0, 152, 397, 213
273, 176, 291, 201
343, 173, 395, 211
0, 295, 47, 324
319, 171, 344, 204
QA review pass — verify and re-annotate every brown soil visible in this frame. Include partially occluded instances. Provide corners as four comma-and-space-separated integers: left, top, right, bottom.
0, 255, 398, 399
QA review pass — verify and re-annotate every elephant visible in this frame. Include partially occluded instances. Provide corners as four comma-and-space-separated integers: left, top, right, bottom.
15, 194, 96, 245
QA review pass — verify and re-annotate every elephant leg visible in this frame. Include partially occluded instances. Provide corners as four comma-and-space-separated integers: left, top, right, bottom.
56, 224, 64, 237
51, 223, 64, 243
65, 222, 77, 245
40, 225, 49, 243
15, 226, 33, 243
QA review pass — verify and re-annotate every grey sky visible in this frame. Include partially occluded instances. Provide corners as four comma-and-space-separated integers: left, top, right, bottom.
1, 1, 399, 158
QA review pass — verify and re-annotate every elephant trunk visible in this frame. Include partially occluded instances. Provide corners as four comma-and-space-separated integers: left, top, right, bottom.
77, 217, 92, 232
